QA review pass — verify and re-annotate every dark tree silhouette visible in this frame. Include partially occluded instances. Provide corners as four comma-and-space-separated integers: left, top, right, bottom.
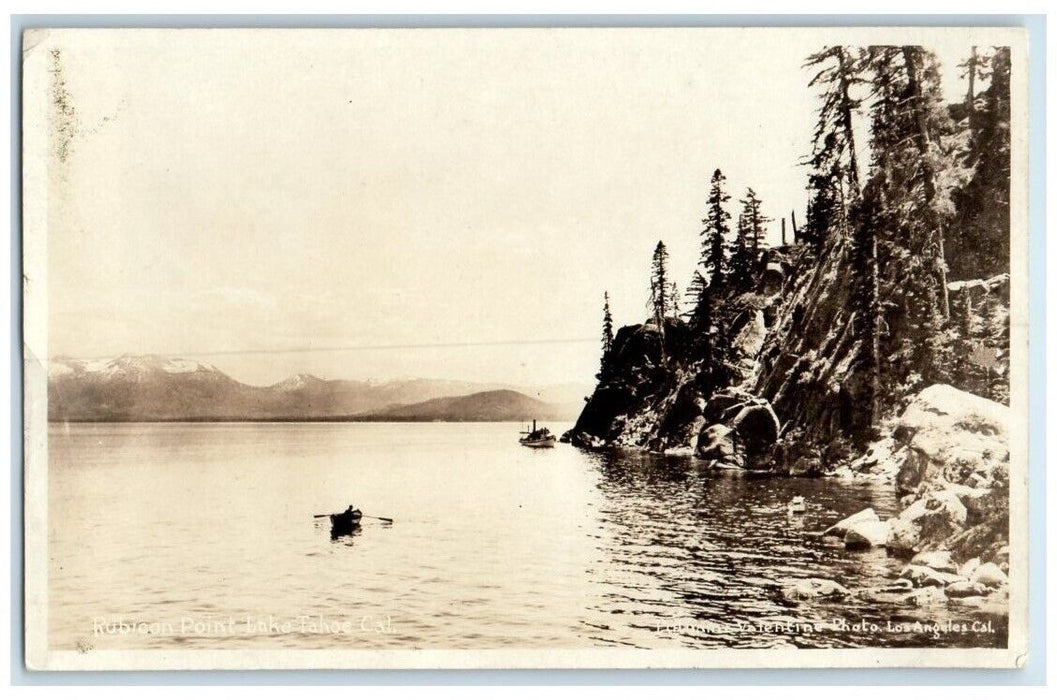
649, 240, 672, 324
803, 46, 863, 248
702, 169, 731, 288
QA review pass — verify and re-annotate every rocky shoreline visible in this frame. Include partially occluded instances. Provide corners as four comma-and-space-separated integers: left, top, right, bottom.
807, 383, 1011, 612
567, 381, 1011, 615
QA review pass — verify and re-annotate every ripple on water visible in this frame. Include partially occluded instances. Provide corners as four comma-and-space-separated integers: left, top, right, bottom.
47, 423, 1007, 651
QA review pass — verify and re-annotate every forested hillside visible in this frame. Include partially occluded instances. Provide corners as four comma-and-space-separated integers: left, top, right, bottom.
565, 45, 1012, 476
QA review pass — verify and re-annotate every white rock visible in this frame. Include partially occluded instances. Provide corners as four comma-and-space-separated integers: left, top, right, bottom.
824, 508, 879, 538
899, 564, 964, 588
970, 562, 1009, 588
945, 580, 990, 598
896, 384, 1009, 490
844, 520, 891, 549
780, 578, 849, 601
911, 550, 958, 573
885, 490, 968, 554
958, 557, 981, 579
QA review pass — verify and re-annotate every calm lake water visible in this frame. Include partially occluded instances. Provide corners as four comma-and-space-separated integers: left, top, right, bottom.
48, 422, 1006, 651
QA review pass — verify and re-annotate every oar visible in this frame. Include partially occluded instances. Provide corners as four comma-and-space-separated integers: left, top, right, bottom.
312, 513, 394, 523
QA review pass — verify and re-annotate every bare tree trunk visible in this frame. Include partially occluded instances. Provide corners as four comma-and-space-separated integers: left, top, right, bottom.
837, 47, 861, 200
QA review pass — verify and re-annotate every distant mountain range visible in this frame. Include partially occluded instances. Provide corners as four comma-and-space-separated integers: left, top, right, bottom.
356, 389, 568, 422
46, 355, 586, 422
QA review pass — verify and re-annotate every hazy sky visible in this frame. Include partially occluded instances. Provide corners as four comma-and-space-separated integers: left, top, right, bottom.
40, 28, 984, 387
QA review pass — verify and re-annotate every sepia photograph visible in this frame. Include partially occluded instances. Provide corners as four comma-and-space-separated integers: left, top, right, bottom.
21, 26, 1030, 670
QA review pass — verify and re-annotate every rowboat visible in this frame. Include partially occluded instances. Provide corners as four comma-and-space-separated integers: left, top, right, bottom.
329, 506, 363, 535
519, 420, 556, 448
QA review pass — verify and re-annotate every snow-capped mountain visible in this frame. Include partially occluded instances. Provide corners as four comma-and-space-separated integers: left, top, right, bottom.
49, 355, 223, 381
270, 373, 327, 392
46, 355, 586, 422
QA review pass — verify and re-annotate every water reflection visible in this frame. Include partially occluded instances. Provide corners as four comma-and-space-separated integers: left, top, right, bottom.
580, 448, 1006, 649
48, 423, 1006, 652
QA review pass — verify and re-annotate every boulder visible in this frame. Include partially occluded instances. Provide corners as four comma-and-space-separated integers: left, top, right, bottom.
696, 424, 738, 463
898, 564, 964, 588
957, 557, 981, 579
893, 384, 1009, 495
884, 489, 968, 555
824, 508, 879, 538
779, 578, 849, 601
945, 518, 1009, 563
970, 562, 1009, 588
879, 578, 914, 592
702, 393, 745, 424
730, 401, 781, 450
844, 520, 891, 550
910, 550, 958, 573
945, 580, 990, 598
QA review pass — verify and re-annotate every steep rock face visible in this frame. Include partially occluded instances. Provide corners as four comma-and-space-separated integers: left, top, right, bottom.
567, 230, 1011, 478
753, 238, 861, 452
566, 319, 700, 451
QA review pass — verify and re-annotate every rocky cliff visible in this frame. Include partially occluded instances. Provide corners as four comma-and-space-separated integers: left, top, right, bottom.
564, 241, 1013, 611
564, 239, 1010, 477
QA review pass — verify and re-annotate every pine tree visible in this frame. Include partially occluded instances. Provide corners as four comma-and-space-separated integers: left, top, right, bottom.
742, 187, 771, 258
702, 169, 731, 288
903, 45, 952, 322
686, 271, 709, 329
957, 46, 986, 140
849, 185, 882, 431
728, 204, 754, 292
730, 188, 772, 291
862, 45, 961, 391
598, 291, 615, 380
950, 47, 1011, 280
803, 46, 864, 248
649, 240, 671, 324
687, 271, 720, 387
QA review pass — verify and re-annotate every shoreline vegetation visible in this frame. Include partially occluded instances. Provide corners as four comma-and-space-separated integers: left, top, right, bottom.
563, 46, 1012, 615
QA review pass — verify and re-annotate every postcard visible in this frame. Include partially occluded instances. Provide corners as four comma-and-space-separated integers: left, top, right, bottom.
22, 26, 1030, 670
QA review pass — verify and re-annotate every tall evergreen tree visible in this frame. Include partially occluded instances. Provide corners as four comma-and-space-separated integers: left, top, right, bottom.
803, 46, 864, 248
950, 47, 1011, 280
862, 45, 961, 390
702, 169, 731, 288
686, 271, 709, 328
601, 291, 614, 354
686, 271, 724, 388
728, 203, 754, 291
903, 45, 952, 321
957, 46, 986, 140
741, 187, 771, 258
649, 240, 672, 323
